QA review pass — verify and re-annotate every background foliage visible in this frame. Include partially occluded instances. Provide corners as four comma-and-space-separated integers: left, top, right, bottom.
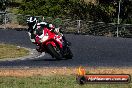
0, 0, 132, 24
17, 0, 132, 24
0, 0, 132, 37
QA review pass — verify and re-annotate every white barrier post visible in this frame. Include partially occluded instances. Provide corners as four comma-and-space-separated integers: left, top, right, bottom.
77, 20, 81, 34
117, 0, 121, 37
4, 13, 6, 29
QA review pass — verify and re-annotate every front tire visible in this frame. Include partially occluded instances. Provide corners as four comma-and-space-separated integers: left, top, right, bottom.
47, 44, 62, 60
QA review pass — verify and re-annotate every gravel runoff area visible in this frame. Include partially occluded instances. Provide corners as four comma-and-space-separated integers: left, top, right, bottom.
0, 67, 132, 77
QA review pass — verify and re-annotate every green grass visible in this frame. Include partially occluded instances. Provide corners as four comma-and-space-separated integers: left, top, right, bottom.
0, 44, 29, 59
0, 75, 131, 88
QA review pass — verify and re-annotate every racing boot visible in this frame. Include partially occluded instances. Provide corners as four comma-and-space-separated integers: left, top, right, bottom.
62, 36, 71, 46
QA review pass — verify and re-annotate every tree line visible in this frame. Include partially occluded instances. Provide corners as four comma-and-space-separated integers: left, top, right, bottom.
1, 0, 132, 24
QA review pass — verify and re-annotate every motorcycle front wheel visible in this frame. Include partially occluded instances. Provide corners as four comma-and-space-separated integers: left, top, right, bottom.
47, 44, 62, 60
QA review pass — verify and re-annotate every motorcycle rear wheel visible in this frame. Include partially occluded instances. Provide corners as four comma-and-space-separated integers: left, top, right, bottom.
47, 44, 62, 60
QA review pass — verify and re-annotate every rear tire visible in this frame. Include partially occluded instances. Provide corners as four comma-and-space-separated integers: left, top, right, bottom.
47, 44, 62, 60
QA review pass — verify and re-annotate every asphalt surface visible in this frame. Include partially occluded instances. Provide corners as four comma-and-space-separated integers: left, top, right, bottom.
0, 29, 132, 67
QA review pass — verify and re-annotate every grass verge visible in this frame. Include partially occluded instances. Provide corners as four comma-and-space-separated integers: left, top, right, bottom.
0, 67, 132, 88
0, 43, 29, 59
0, 75, 131, 88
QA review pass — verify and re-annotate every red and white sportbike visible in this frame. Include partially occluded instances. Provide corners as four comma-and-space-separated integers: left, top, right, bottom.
35, 27, 73, 60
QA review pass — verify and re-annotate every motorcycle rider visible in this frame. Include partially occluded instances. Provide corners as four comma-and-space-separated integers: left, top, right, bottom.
26, 16, 71, 52
26, 16, 37, 44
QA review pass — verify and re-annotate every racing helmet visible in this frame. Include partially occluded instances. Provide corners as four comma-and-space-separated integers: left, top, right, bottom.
26, 16, 37, 29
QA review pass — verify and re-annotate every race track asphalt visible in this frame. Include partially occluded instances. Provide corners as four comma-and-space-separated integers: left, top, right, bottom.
0, 29, 132, 68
